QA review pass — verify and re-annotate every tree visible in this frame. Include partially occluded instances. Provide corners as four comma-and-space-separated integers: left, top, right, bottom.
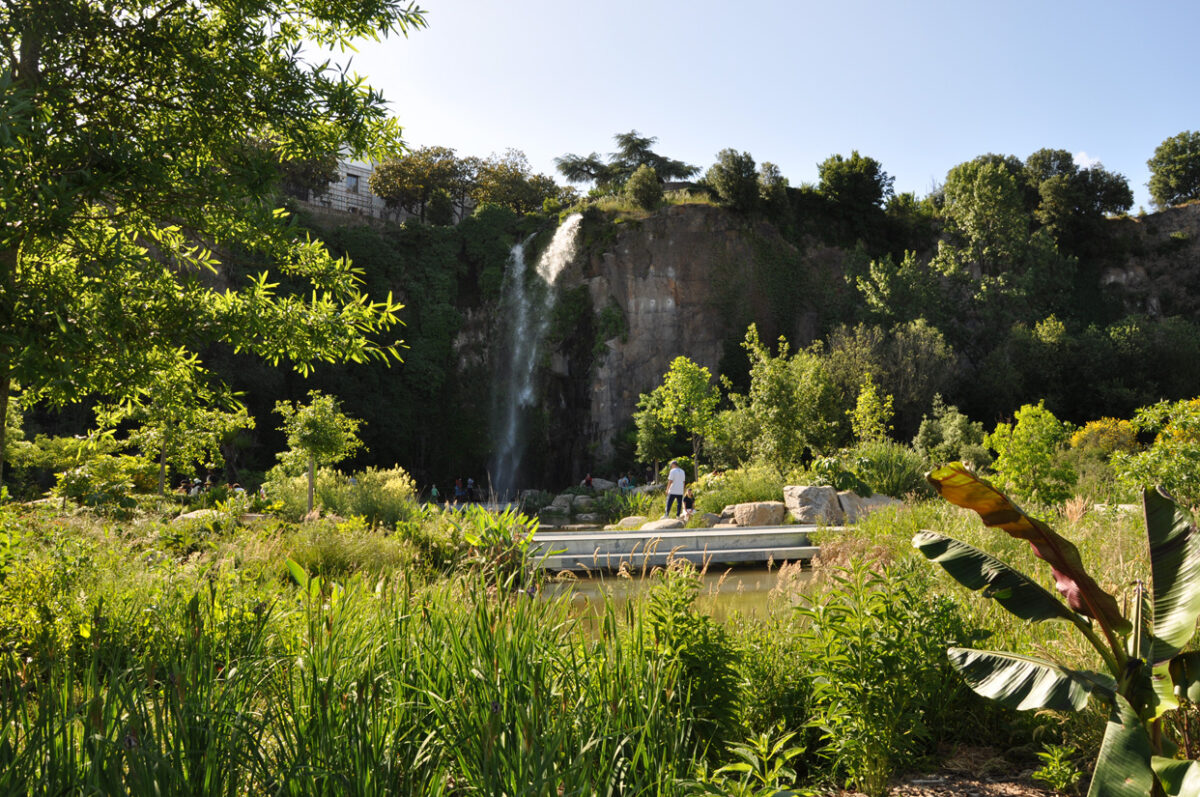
370, 145, 464, 222
706, 149, 759, 212
849, 372, 894, 443
275, 391, 364, 514
985, 401, 1076, 504
625, 164, 662, 210
472, 149, 565, 214
96, 352, 254, 494
556, 130, 698, 191
652, 357, 721, 467
1147, 130, 1200, 208
734, 324, 840, 467
633, 389, 674, 476
0, 0, 422, 486
817, 150, 894, 212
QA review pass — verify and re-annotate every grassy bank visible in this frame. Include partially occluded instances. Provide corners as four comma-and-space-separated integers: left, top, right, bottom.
0, 494, 1169, 794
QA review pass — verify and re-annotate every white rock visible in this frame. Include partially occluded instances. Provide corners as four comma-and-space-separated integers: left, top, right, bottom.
641, 517, 686, 530
838, 491, 904, 523
783, 485, 844, 525
732, 501, 786, 527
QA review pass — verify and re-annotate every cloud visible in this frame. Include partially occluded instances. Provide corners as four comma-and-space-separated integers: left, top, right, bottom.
1073, 151, 1101, 169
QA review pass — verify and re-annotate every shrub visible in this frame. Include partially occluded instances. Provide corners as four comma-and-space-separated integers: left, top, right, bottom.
51, 454, 153, 514
1114, 398, 1200, 508
264, 465, 419, 527
625, 164, 662, 210
693, 462, 784, 515
1070, 417, 1137, 458
985, 401, 1076, 505
912, 394, 990, 469
848, 439, 930, 499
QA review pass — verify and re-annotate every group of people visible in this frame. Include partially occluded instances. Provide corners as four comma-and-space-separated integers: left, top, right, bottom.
664, 460, 694, 521
428, 477, 478, 505
174, 478, 247, 498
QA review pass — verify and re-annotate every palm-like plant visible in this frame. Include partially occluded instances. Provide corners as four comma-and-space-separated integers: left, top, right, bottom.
916, 462, 1200, 796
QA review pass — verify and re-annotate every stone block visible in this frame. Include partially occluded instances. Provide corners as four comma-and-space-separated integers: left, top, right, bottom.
572, 495, 597, 512
732, 501, 786, 527
550, 493, 574, 510
614, 515, 648, 529
783, 485, 844, 525
642, 517, 685, 530
838, 491, 904, 524
695, 512, 722, 528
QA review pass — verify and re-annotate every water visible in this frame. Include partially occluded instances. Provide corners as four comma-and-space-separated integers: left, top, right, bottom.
547, 564, 813, 622
490, 214, 583, 498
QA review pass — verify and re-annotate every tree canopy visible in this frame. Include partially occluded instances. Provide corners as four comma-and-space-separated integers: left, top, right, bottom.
0, 0, 424, 483
556, 130, 698, 192
1147, 131, 1200, 209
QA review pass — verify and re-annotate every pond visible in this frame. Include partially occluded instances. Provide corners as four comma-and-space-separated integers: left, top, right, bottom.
545, 563, 813, 621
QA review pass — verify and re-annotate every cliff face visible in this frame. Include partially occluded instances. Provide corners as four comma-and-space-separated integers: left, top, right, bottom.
1100, 203, 1200, 317
544, 204, 839, 467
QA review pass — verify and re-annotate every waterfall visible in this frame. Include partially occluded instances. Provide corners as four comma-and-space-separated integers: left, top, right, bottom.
490, 214, 583, 498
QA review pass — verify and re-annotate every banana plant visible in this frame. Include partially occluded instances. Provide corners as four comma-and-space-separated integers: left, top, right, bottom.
915, 462, 1200, 797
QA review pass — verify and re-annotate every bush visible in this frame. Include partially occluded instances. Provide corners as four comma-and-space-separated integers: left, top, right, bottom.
912, 395, 990, 469
693, 462, 784, 515
985, 401, 1076, 505
264, 465, 419, 527
51, 454, 154, 514
848, 439, 930, 499
625, 164, 662, 210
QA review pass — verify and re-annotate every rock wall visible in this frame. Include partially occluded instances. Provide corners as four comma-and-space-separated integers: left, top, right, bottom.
1101, 202, 1200, 317
546, 205, 833, 465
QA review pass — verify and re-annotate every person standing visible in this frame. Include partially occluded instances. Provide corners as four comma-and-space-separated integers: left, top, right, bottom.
665, 460, 686, 518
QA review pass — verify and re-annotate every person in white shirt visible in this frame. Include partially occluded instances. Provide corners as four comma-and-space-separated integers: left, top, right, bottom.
665, 460, 686, 518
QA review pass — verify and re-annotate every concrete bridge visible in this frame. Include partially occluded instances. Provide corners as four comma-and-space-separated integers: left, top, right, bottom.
532, 525, 833, 572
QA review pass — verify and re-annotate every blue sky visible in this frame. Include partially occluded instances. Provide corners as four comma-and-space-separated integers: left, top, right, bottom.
342, 0, 1198, 211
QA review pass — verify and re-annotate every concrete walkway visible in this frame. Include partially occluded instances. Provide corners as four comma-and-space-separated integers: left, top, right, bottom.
532, 525, 839, 572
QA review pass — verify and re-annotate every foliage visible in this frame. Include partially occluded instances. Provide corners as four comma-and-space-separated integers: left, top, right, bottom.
274, 391, 364, 514
369, 144, 465, 221
796, 563, 976, 795
689, 728, 811, 797
645, 560, 742, 745
692, 462, 785, 516
727, 324, 842, 469
625, 164, 664, 210
849, 372, 894, 443
920, 464, 1200, 797
849, 439, 930, 499
0, 0, 419, 485
1148, 131, 1200, 208
472, 149, 567, 214
634, 389, 678, 473
651, 356, 722, 467
1031, 743, 1083, 794
1071, 417, 1138, 458
450, 504, 543, 589
985, 401, 1076, 505
51, 453, 151, 515
706, 149, 760, 212
913, 394, 991, 470
1114, 398, 1200, 509
556, 130, 699, 191
811, 456, 872, 496
817, 150, 894, 212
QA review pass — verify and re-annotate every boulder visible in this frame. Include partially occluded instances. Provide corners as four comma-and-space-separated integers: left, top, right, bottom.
838, 491, 904, 523
573, 512, 606, 525
550, 493, 574, 510
175, 509, 222, 523
694, 512, 722, 528
641, 517, 685, 530
572, 494, 597, 513
591, 478, 617, 492
613, 515, 648, 529
732, 501, 786, 527
783, 485, 844, 525
720, 505, 737, 521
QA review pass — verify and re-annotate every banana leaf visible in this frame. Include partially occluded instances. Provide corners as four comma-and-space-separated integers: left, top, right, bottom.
927, 463, 1130, 635
1088, 695, 1155, 797
1169, 651, 1200, 704
913, 531, 1076, 623
1147, 488, 1200, 663
1153, 757, 1200, 797
947, 647, 1113, 711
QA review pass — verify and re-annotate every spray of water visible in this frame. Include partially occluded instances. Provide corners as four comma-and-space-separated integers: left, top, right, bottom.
489, 214, 583, 498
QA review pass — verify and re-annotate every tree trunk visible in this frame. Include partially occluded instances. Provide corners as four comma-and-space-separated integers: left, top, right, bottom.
307, 456, 315, 515
0, 243, 18, 493
158, 444, 167, 496
0, 373, 9, 492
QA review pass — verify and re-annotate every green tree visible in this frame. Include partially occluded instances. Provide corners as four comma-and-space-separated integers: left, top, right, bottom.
625, 164, 663, 210
817, 150, 894, 212
706, 149, 759, 212
96, 352, 254, 494
369, 145, 464, 222
1147, 130, 1200, 208
849, 372, 894, 443
472, 149, 565, 214
275, 390, 364, 514
1113, 398, 1200, 509
652, 357, 721, 467
0, 0, 422, 486
633, 389, 675, 476
556, 130, 698, 191
985, 400, 1076, 504
912, 394, 990, 469
734, 324, 841, 467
